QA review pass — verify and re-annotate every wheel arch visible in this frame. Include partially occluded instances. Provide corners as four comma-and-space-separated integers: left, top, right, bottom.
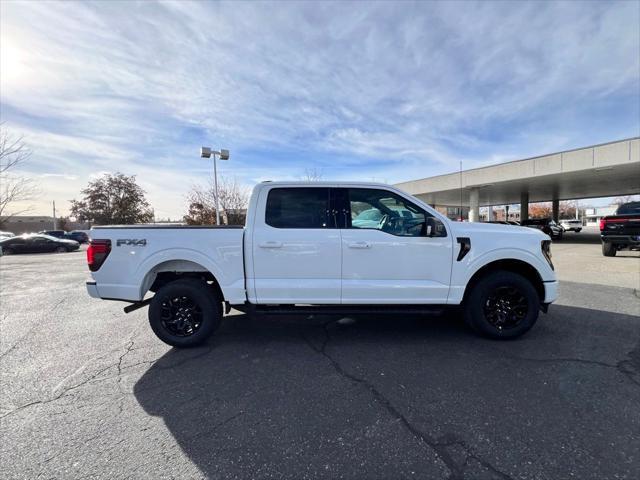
462, 258, 545, 303
140, 259, 225, 303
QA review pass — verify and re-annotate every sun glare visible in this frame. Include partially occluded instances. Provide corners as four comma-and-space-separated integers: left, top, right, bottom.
0, 36, 27, 87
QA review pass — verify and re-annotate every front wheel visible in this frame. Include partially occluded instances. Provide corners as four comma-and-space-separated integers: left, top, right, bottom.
602, 242, 616, 257
55, 246, 67, 253
464, 271, 540, 339
148, 278, 221, 348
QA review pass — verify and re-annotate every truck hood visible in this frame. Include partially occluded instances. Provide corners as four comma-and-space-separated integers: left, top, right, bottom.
448, 221, 548, 240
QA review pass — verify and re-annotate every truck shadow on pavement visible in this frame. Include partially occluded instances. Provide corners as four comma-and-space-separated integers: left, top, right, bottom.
133, 306, 640, 480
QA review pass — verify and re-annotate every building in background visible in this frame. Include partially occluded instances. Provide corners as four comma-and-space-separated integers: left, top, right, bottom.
583, 206, 617, 226
2, 216, 90, 235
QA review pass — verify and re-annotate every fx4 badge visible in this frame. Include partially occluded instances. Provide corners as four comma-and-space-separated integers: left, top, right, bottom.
116, 239, 147, 247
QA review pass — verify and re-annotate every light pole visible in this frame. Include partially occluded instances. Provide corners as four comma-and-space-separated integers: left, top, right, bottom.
200, 147, 230, 225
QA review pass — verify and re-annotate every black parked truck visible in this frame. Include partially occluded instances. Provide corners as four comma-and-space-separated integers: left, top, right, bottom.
521, 218, 564, 240
600, 201, 640, 257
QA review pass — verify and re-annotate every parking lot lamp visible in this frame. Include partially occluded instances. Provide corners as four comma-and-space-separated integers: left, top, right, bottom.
200, 147, 230, 225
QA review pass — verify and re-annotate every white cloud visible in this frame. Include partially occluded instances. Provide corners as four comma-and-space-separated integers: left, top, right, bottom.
1, 0, 638, 217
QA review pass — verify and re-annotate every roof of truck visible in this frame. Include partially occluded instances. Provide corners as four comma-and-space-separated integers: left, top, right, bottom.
259, 181, 394, 187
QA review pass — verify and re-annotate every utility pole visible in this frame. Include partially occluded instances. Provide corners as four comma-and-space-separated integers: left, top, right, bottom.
52, 201, 57, 230
458, 160, 463, 221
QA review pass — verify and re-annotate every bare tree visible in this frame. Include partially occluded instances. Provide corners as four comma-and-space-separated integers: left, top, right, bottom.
0, 125, 39, 226
183, 176, 250, 225
614, 195, 639, 205
301, 168, 323, 182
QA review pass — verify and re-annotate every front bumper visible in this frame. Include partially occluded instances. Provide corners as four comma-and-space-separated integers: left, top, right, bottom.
543, 280, 559, 304
86, 281, 100, 299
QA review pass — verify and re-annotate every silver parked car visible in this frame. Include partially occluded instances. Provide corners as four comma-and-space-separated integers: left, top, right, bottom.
559, 219, 582, 232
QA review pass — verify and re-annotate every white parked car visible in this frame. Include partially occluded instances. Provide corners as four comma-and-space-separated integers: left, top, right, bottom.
85, 182, 558, 347
559, 219, 582, 232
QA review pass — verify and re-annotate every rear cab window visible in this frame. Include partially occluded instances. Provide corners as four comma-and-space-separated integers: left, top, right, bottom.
265, 188, 331, 228
616, 203, 640, 215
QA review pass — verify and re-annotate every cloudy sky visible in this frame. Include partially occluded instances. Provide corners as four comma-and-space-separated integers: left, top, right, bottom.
1, 0, 639, 218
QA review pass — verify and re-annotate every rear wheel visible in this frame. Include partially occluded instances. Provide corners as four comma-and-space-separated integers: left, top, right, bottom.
464, 271, 540, 339
148, 278, 221, 348
602, 242, 616, 257
2, 247, 14, 255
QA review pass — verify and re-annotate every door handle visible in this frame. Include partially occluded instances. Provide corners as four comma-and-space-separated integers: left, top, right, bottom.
348, 241, 371, 249
259, 241, 283, 248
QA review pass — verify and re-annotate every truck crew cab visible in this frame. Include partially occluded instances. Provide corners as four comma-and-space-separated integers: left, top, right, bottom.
86, 182, 558, 347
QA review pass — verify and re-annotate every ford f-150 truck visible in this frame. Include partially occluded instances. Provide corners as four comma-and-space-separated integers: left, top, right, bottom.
86, 182, 558, 347
600, 201, 640, 256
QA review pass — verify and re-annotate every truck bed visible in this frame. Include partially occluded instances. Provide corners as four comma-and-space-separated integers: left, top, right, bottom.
88, 225, 246, 302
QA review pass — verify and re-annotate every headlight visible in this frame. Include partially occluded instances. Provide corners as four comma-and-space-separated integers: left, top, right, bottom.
541, 240, 554, 270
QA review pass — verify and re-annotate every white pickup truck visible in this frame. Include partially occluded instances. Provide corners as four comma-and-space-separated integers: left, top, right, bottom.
86, 182, 558, 347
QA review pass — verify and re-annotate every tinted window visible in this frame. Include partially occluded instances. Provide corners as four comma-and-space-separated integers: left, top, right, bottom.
1, 237, 20, 245
347, 188, 446, 237
616, 202, 640, 215
265, 188, 331, 228
522, 219, 547, 225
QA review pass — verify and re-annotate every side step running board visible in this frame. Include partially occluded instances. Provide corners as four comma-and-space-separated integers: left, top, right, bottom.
234, 304, 446, 316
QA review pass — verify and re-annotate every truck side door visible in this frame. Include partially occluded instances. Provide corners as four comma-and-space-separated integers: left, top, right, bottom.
337, 187, 453, 304
250, 186, 342, 304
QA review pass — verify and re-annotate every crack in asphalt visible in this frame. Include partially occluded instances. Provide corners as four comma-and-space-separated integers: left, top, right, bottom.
616, 337, 640, 387
495, 340, 640, 389
1, 335, 144, 420
302, 321, 514, 480
0, 297, 66, 360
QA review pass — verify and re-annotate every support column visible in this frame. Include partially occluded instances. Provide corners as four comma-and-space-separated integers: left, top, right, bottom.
520, 192, 529, 222
552, 198, 559, 223
487, 205, 495, 221
469, 188, 479, 222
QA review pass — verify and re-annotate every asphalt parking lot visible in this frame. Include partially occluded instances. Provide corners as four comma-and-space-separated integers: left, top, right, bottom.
1, 230, 639, 479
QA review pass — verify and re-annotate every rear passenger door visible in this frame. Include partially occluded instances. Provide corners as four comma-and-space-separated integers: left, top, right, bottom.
250, 187, 342, 304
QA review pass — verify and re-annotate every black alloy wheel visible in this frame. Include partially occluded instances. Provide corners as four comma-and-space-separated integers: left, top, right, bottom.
483, 285, 529, 331
159, 294, 203, 337
148, 278, 222, 348
464, 271, 539, 339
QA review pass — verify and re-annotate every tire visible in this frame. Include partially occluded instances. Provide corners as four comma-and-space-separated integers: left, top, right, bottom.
148, 278, 221, 348
602, 242, 616, 257
576, 229, 581, 233
2, 248, 14, 255
56, 246, 67, 253
464, 271, 540, 339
